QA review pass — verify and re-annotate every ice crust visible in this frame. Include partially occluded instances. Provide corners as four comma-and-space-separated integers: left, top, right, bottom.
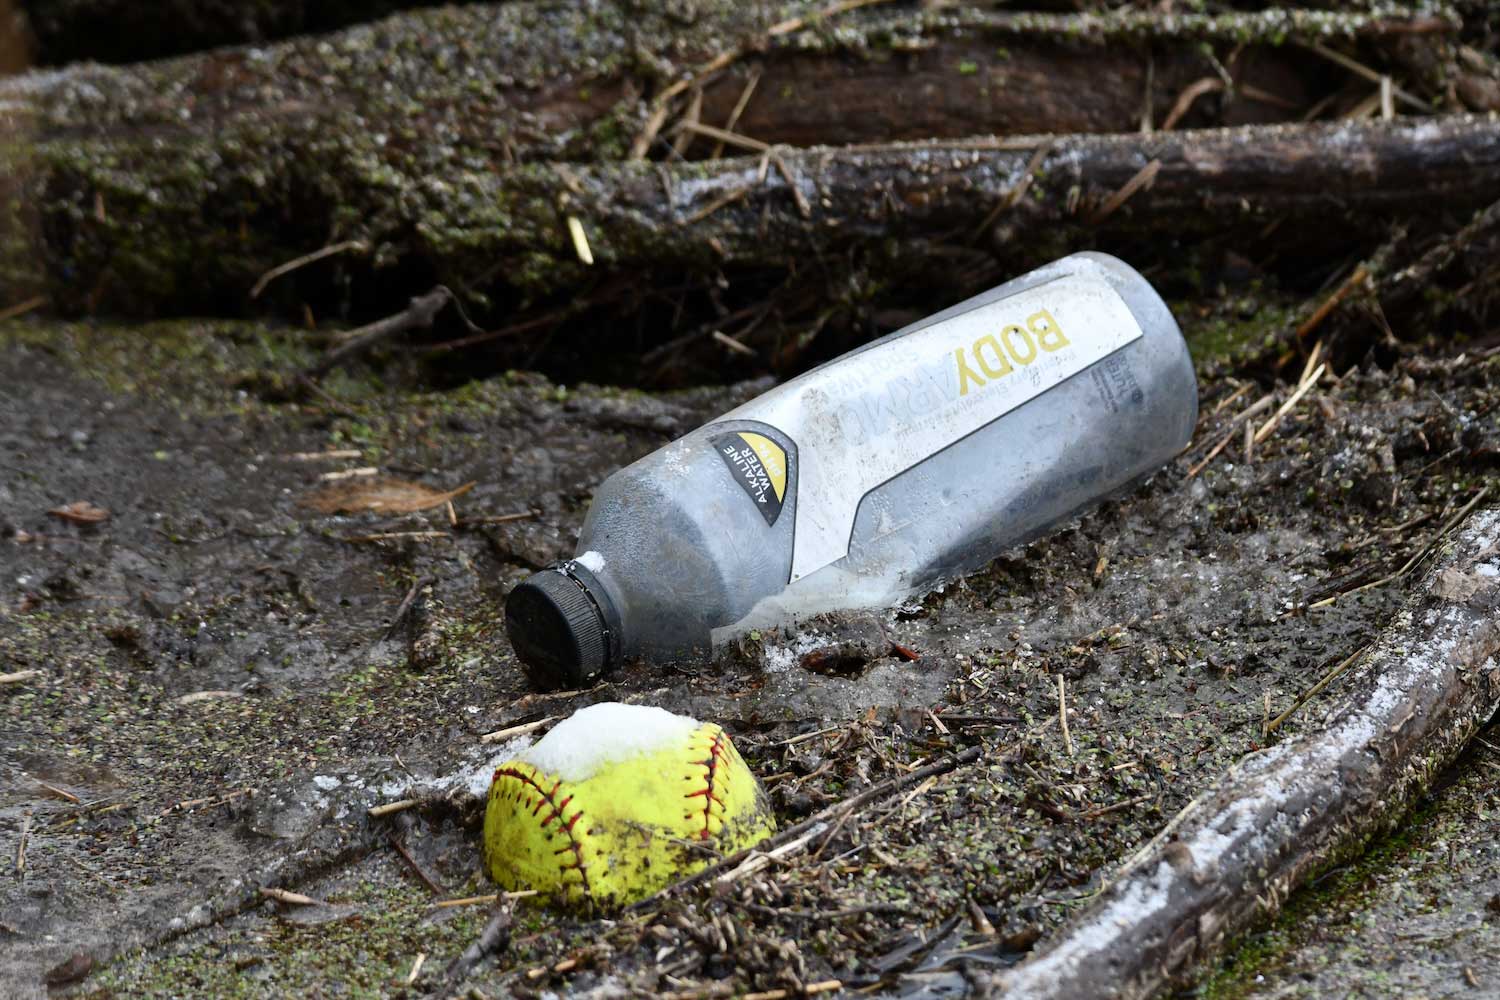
574, 550, 606, 573
520, 702, 701, 782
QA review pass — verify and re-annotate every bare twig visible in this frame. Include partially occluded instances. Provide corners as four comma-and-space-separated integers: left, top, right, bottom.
972, 141, 1054, 242
632, 744, 985, 910
682, 184, 755, 226
260, 887, 322, 906
660, 980, 844, 1000
0, 295, 46, 322
284, 449, 363, 462
1252, 363, 1325, 445
712, 330, 757, 356
1303, 42, 1427, 111
1297, 265, 1370, 341
673, 120, 768, 153
716, 822, 831, 885
1086, 159, 1161, 225
250, 240, 365, 299
434, 891, 538, 909
382, 577, 430, 641
34, 780, 80, 804
1306, 486, 1492, 610
1161, 78, 1222, 130
0, 670, 42, 686
390, 835, 444, 895
1057, 675, 1074, 756
15, 811, 31, 878
1384, 195, 1500, 309
711, 65, 762, 158
456, 511, 537, 527
318, 466, 378, 481
1186, 394, 1274, 478
630, 102, 675, 160
631, 0, 897, 160
309, 286, 453, 376
1265, 643, 1374, 735
368, 799, 419, 818
479, 716, 557, 744
671, 88, 703, 158
443, 898, 515, 987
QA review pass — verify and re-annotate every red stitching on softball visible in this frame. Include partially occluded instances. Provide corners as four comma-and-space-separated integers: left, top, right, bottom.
684, 728, 731, 840
495, 766, 590, 894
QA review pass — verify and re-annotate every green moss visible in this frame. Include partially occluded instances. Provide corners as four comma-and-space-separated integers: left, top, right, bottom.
1179, 297, 1297, 374
0, 318, 325, 409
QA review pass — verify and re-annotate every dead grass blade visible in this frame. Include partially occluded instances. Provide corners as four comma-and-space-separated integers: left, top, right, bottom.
302, 478, 475, 515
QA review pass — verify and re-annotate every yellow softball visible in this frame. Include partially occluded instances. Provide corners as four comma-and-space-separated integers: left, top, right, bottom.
482, 702, 775, 908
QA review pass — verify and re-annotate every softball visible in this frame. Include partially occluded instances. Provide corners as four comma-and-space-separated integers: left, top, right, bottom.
483, 702, 775, 908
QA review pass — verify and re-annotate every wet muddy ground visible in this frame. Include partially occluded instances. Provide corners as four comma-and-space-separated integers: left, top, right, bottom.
1, 303, 1497, 998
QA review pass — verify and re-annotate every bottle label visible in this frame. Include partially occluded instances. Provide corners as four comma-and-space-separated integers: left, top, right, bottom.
711, 431, 789, 526
716, 269, 1145, 581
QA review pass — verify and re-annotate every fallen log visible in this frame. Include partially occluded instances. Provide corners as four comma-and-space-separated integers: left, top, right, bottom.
493, 114, 1500, 276
10, 0, 1462, 75
3, 3, 1450, 164
989, 506, 1500, 999
0, 0, 1469, 313
5, 112, 1496, 318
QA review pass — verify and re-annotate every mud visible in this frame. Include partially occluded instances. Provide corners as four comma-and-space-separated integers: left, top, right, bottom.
0, 301, 1496, 998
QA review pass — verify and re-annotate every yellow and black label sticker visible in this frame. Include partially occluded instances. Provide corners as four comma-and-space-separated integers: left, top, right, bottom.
713, 431, 788, 526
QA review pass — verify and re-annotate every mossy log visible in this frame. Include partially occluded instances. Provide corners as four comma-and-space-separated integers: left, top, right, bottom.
991, 507, 1500, 999
0, 0, 1475, 316
11, 0, 1462, 68
5, 112, 1498, 318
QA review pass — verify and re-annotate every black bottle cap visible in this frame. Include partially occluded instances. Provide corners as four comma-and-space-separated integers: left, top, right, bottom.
505, 562, 621, 689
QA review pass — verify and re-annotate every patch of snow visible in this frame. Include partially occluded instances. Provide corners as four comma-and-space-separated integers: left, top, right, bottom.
575, 550, 606, 573
519, 703, 700, 783
312, 775, 341, 791
428, 737, 538, 800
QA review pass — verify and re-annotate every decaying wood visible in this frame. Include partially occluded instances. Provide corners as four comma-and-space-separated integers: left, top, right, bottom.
556, 115, 1500, 267
7, 2, 1400, 164
991, 507, 1500, 1000
6, 111, 1498, 318
0, 0, 1468, 314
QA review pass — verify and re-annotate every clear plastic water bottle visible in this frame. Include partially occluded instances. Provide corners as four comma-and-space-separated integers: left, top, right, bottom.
507, 252, 1197, 688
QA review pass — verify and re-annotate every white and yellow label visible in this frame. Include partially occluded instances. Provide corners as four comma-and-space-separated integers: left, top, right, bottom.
713, 269, 1144, 581
713, 430, 789, 525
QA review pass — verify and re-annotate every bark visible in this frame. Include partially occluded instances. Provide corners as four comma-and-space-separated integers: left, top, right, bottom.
3, 3, 1452, 161
11, 0, 1461, 69
6, 111, 1497, 317
0, 1, 1472, 316
988, 507, 1500, 1000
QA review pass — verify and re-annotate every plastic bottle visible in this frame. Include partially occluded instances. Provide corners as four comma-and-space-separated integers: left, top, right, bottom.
506, 252, 1197, 688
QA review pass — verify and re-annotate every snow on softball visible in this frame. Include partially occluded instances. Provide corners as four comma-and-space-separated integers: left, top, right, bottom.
520, 702, 702, 782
